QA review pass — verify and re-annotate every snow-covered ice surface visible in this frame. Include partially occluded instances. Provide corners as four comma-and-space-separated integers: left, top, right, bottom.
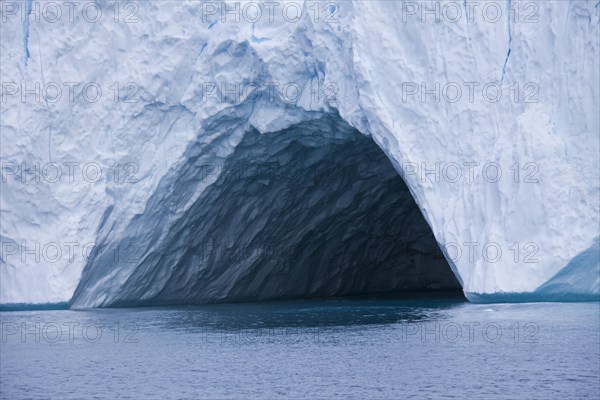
0, 1, 598, 307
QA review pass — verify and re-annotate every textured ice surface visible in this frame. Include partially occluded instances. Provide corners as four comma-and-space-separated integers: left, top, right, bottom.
1, 1, 598, 306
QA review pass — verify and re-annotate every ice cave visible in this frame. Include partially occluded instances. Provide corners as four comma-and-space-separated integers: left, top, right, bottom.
71, 114, 461, 307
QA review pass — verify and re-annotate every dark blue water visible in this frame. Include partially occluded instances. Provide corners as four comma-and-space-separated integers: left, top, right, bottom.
1, 298, 599, 399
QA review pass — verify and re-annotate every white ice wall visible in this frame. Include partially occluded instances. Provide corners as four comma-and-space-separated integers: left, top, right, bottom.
1, 1, 598, 305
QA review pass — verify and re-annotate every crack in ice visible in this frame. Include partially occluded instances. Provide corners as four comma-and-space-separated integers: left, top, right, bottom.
22, 0, 33, 66
500, 0, 513, 85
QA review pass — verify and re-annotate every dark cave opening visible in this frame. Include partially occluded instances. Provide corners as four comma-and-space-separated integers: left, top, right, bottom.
73, 114, 463, 307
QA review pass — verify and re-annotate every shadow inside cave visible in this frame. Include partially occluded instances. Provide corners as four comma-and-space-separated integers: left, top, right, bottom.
74, 114, 463, 307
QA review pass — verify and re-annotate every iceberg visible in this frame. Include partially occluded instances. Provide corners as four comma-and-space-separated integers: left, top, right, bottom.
0, 1, 598, 308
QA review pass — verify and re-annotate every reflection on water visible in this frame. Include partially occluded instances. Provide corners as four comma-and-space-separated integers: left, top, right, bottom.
149, 296, 465, 330
1, 297, 599, 399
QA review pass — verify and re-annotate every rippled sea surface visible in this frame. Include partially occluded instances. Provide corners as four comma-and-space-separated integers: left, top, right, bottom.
1, 298, 599, 399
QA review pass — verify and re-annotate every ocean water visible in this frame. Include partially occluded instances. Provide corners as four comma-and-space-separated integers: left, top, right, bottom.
1, 298, 599, 399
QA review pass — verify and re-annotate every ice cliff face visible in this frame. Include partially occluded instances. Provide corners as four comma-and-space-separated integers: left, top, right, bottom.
1, 1, 598, 307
